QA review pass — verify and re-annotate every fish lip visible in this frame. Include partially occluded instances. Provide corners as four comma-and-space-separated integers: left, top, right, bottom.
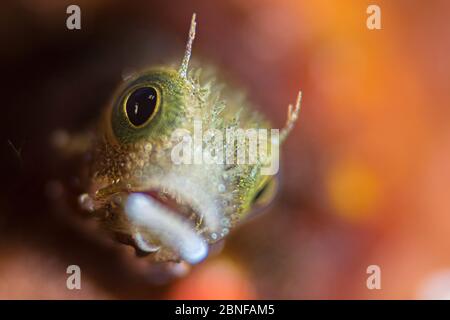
125, 192, 210, 264
113, 186, 201, 257
121, 185, 211, 259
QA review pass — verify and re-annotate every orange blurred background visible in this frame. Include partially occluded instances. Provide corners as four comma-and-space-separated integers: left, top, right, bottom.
1, 0, 450, 299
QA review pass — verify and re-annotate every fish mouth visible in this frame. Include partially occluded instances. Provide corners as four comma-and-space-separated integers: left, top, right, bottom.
123, 175, 222, 264
143, 190, 203, 227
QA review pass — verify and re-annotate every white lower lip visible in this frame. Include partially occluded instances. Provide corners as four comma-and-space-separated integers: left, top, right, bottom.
125, 192, 208, 264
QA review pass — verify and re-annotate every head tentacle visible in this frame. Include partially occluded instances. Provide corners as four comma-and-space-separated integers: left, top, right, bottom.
179, 13, 197, 79
280, 91, 302, 143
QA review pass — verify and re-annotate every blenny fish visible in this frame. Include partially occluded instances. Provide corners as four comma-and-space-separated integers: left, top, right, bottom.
56, 14, 301, 265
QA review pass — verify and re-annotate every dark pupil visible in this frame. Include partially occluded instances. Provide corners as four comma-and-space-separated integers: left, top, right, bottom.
126, 87, 158, 127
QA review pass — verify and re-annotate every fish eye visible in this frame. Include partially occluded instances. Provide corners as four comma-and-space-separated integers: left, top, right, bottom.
124, 86, 159, 127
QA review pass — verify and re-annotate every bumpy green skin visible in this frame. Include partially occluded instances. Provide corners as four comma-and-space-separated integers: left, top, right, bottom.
87, 66, 274, 262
